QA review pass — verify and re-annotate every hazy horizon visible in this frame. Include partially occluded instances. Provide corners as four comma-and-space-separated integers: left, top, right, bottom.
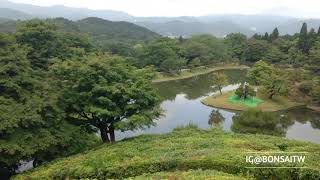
7, 0, 320, 18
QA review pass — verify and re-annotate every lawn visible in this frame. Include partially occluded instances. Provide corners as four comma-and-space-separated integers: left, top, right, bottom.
202, 91, 305, 112
228, 95, 264, 108
14, 126, 320, 179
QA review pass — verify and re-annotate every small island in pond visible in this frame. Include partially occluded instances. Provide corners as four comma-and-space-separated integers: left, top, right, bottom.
202, 90, 304, 112
202, 63, 307, 112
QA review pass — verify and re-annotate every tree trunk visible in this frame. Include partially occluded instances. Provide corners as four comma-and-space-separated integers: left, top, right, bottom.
269, 93, 274, 99
0, 165, 13, 180
33, 157, 43, 167
100, 128, 110, 143
109, 125, 116, 142
219, 86, 222, 95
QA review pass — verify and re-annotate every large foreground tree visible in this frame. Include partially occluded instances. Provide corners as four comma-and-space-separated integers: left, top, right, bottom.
55, 55, 161, 143
0, 34, 96, 175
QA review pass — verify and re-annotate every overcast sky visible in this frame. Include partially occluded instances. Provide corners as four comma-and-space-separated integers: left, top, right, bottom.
9, 0, 320, 18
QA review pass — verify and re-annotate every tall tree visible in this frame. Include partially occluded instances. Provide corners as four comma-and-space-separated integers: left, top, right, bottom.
308, 42, 320, 73
264, 46, 286, 63
262, 70, 291, 99
160, 57, 186, 74
138, 38, 183, 70
252, 33, 262, 40
184, 35, 230, 65
270, 28, 279, 41
0, 34, 96, 175
247, 60, 273, 85
317, 26, 320, 36
15, 20, 93, 70
263, 32, 270, 42
308, 28, 317, 50
213, 72, 227, 95
15, 20, 60, 70
298, 22, 310, 54
235, 83, 255, 99
55, 55, 161, 143
225, 33, 247, 60
243, 39, 270, 62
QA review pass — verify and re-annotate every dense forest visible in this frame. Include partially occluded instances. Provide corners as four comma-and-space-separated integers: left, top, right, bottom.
1, 18, 320, 178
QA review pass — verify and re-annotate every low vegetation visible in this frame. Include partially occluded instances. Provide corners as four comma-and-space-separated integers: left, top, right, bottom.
14, 126, 320, 179
128, 169, 249, 180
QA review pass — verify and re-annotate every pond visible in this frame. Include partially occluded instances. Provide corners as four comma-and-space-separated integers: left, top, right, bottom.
116, 69, 320, 144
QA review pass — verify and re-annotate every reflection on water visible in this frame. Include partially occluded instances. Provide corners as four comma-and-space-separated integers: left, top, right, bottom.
208, 110, 225, 128
117, 69, 320, 144
231, 110, 288, 137
283, 108, 320, 143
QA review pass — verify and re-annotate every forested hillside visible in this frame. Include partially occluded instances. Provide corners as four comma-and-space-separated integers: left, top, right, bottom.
1, 0, 320, 37
0, 8, 33, 20
0, 17, 160, 44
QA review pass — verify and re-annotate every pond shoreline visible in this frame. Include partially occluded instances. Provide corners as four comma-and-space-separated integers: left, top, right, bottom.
153, 64, 249, 83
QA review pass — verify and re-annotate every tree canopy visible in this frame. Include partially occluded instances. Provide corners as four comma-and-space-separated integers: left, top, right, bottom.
0, 34, 96, 173
54, 55, 161, 143
246, 60, 272, 85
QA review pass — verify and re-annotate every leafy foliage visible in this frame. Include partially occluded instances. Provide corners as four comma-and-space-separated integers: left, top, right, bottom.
15, 20, 94, 70
224, 33, 247, 60
234, 83, 255, 99
54, 55, 161, 142
246, 60, 273, 85
262, 69, 291, 99
243, 39, 270, 62
213, 72, 227, 95
0, 34, 97, 173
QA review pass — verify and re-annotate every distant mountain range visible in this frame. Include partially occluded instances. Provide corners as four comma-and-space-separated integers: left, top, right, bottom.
1, 0, 320, 37
0, 17, 160, 44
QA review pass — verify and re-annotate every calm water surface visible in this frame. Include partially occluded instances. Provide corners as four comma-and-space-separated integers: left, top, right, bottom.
117, 69, 320, 144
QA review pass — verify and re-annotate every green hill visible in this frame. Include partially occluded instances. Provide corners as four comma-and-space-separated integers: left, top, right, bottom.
14, 126, 320, 179
76, 17, 160, 44
46, 17, 161, 44
0, 17, 160, 44
0, 8, 33, 20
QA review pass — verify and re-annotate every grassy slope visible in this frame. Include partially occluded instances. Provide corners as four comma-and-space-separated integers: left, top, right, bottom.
202, 91, 305, 112
15, 127, 320, 179
153, 64, 249, 83
129, 169, 250, 180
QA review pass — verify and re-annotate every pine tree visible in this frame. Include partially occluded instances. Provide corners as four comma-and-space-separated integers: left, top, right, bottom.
263, 32, 270, 41
253, 33, 262, 40
298, 22, 309, 54
270, 28, 279, 41
317, 26, 320, 36
308, 28, 317, 48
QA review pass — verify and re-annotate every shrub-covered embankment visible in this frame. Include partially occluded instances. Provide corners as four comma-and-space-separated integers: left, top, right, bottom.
15, 127, 320, 179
